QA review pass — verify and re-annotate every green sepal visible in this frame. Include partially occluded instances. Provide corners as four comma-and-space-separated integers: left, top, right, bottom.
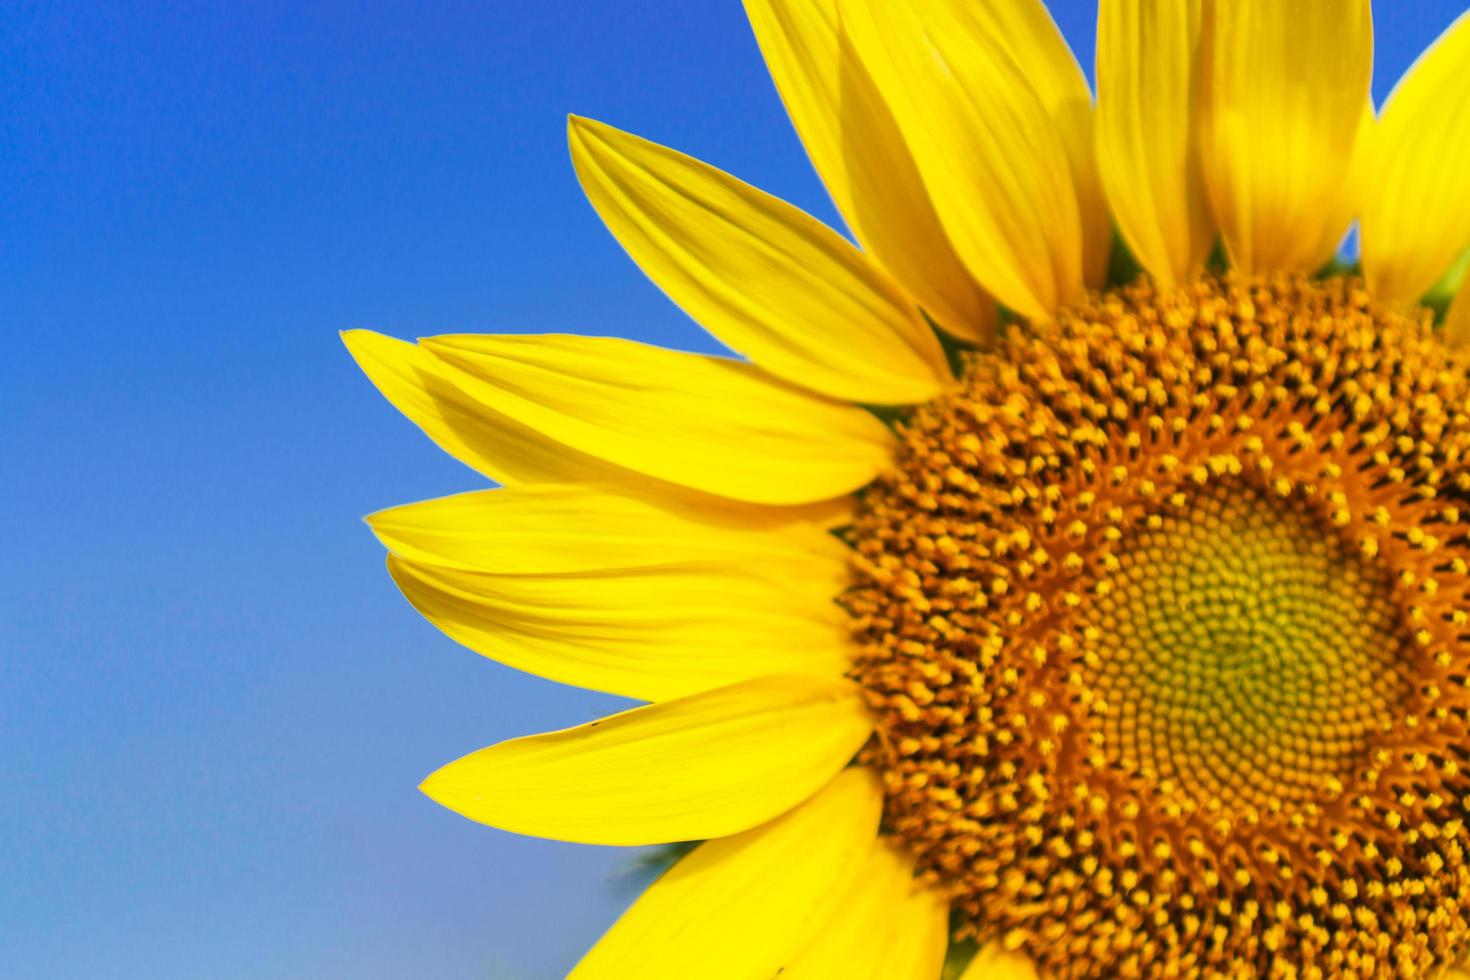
1423, 244, 1470, 322
1105, 227, 1144, 290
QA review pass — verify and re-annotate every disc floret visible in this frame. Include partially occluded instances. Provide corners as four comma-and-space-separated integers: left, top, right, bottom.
847, 274, 1470, 978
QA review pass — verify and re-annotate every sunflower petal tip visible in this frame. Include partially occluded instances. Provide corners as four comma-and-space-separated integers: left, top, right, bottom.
341, 329, 411, 366
417, 765, 462, 809
567, 114, 607, 141
339, 328, 373, 350
418, 781, 451, 813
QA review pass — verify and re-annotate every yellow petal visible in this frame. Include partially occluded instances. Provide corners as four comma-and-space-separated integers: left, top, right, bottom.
1302, 103, 1377, 271
1095, 0, 1214, 285
1197, 0, 1373, 274
418, 333, 893, 505
838, 0, 1085, 321
387, 549, 852, 702
780, 836, 950, 979
957, 945, 1041, 980
1446, 270, 1470, 349
419, 674, 873, 846
374, 484, 856, 699
343, 329, 624, 485
368, 482, 848, 575
1362, 10, 1470, 306
345, 330, 866, 519
570, 768, 883, 979
570, 116, 951, 404
742, 0, 997, 342
972, 0, 1112, 289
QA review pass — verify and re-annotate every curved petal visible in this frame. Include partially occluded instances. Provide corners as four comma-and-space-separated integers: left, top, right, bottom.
1095, 0, 1214, 285
780, 836, 950, 978
418, 674, 873, 846
570, 768, 884, 979
418, 334, 894, 506
343, 329, 627, 485
1197, 0, 1373, 274
1303, 104, 1377, 270
387, 551, 852, 702
1445, 269, 1470, 349
743, 0, 997, 342
957, 945, 1041, 980
1361, 10, 1470, 306
838, 0, 1085, 321
973, 0, 1112, 289
346, 331, 871, 518
368, 483, 849, 575
569, 115, 951, 404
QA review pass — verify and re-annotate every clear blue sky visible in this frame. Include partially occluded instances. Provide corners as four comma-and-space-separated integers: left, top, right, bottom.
4, 2, 1465, 977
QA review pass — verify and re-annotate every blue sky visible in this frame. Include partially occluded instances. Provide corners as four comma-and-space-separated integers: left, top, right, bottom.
4, 2, 1467, 977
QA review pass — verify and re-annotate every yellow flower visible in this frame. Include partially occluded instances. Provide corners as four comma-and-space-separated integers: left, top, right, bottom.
346, 1, 1470, 976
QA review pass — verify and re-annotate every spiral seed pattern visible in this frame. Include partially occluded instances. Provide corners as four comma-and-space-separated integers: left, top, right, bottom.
1085, 479, 1408, 813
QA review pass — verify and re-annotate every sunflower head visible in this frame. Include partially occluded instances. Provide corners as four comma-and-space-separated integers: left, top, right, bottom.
349, 1, 1470, 977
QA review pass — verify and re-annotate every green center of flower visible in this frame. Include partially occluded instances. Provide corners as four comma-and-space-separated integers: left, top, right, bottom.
1083, 479, 1410, 812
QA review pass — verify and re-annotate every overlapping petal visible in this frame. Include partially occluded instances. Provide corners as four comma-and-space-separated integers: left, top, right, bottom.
367, 483, 849, 575
1196, 0, 1373, 274
418, 674, 872, 846
375, 484, 854, 705
838, 0, 1086, 321
387, 551, 851, 702
569, 115, 952, 403
1361, 10, 1470, 306
343, 330, 627, 485
972, 0, 1112, 289
743, 0, 997, 342
1095, 0, 1214, 285
778, 836, 950, 978
569, 768, 884, 978
417, 333, 894, 505
1305, 105, 1378, 272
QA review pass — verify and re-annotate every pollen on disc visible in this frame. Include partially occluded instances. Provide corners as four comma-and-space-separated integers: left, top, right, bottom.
844, 273, 1470, 979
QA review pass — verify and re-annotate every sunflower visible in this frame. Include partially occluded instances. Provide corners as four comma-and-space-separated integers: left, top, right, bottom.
346, 1, 1470, 976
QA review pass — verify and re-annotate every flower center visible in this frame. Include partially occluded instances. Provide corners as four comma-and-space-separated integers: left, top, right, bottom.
1086, 478, 1410, 813
845, 274, 1470, 978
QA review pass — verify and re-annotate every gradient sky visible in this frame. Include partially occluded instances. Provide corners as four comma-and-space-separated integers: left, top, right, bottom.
5, 2, 1468, 977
